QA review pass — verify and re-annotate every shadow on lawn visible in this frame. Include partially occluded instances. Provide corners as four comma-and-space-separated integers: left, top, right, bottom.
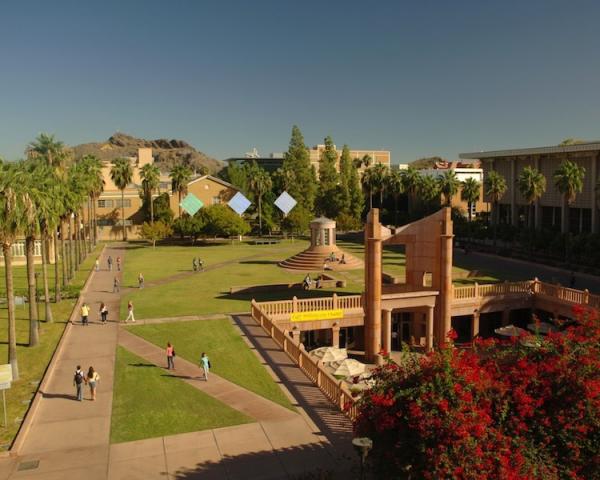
164, 442, 358, 479
128, 362, 155, 368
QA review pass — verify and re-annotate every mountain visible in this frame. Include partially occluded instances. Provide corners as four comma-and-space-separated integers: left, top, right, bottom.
72, 132, 223, 174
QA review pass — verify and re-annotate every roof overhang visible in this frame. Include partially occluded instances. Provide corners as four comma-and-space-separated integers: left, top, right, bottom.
460, 142, 600, 160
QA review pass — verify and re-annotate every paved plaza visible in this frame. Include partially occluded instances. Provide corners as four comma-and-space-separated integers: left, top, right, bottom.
0, 246, 354, 479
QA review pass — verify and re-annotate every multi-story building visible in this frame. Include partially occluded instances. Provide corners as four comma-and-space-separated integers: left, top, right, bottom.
419, 161, 487, 217
93, 148, 239, 240
460, 142, 600, 233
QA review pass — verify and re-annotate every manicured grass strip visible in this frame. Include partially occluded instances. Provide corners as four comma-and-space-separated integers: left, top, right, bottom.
110, 346, 252, 444
125, 319, 295, 411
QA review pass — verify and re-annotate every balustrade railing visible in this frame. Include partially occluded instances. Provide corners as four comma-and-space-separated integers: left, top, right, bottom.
251, 300, 358, 421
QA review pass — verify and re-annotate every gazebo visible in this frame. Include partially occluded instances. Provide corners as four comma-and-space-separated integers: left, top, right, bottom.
279, 217, 363, 271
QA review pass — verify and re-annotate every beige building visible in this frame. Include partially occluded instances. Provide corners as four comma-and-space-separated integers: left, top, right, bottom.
308, 145, 391, 173
93, 148, 238, 240
460, 142, 600, 233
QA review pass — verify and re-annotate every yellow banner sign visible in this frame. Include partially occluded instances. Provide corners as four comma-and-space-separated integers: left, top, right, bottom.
290, 309, 343, 323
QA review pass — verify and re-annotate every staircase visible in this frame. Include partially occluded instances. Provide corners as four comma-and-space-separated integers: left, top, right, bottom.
279, 246, 363, 271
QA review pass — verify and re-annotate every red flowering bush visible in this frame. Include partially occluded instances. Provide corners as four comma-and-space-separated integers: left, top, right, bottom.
353, 306, 600, 479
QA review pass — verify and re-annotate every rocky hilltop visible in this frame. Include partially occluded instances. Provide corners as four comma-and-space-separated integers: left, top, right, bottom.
72, 132, 223, 174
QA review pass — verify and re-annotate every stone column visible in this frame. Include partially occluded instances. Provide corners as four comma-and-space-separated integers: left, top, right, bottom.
592, 154, 598, 233
501, 309, 510, 326
437, 207, 454, 345
510, 158, 517, 226
534, 156, 541, 229
364, 209, 382, 363
291, 329, 301, 344
331, 325, 340, 348
382, 309, 392, 354
426, 306, 434, 352
471, 311, 480, 339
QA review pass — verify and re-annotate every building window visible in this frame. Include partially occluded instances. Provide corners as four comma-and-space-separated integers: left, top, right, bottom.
98, 199, 114, 208
212, 196, 221, 205
115, 199, 132, 208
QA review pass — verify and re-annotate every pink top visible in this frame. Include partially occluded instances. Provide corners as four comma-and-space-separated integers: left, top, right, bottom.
166, 346, 174, 357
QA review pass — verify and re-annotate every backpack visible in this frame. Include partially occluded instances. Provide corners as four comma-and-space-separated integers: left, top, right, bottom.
74, 371, 83, 385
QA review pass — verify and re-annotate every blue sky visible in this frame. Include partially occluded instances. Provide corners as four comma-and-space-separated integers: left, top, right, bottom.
1, 0, 599, 164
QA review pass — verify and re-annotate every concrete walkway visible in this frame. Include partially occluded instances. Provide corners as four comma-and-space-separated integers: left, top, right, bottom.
0, 244, 126, 479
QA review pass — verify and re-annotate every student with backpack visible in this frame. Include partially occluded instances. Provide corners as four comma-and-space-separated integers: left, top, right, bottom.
99, 302, 108, 324
74, 366, 86, 401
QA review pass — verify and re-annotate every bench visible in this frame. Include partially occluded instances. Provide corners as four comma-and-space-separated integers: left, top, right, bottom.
251, 238, 282, 245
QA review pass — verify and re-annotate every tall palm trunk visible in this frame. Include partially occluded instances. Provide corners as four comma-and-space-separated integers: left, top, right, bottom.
53, 229, 61, 302
87, 199, 93, 253
121, 189, 127, 241
68, 216, 74, 279
41, 234, 53, 322
3, 243, 19, 380
492, 201, 498, 250
92, 195, 98, 246
74, 212, 80, 265
258, 195, 262, 235
150, 191, 154, 224
25, 236, 39, 347
178, 190, 182, 217
79, 208, 86, 261
60, 219, 68, 286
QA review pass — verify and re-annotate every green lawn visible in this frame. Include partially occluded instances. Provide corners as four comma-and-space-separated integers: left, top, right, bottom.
119, 239, 507, 320
125, 319, 294, 411
110, 346, 252, 443
0, 245, 101, 449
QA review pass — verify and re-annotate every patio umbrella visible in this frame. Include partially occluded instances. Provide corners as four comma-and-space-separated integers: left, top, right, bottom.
310, 347, 348, 363
333, 358, 366, 377
526, 322, 558, 335
494, 325, 528, 337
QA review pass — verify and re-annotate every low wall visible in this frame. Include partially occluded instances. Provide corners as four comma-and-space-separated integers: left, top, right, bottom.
230, 274, 345, 294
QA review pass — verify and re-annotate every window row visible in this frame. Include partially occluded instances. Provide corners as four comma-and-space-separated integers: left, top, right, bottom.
11, 240, 43, 258
98, 199, 132, 208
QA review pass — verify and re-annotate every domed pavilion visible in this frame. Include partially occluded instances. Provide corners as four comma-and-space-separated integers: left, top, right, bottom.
279, 217, 363, 271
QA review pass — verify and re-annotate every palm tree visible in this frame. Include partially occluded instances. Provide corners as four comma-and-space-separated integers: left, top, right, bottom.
400, 166, 421, 217
553, 160, 585, 234
79, 155, 104, 249
418, 174, 441, 204
110, 158, 133, 241
517, 166, 546, 229
140, 163, 161, 224
386, 169, 404, 225
461, 178, 481, 222
0, 164, 34, 380
438, 171, 460, 207
27, 133, 69, 173
371, 163, 389, 207
248, 166, 272, 235
170, 165, 193, 216
361, 167, 376, 209
484, 170, 507, 248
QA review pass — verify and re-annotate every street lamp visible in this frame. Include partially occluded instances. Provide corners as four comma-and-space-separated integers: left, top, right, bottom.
352, 436, 373, 480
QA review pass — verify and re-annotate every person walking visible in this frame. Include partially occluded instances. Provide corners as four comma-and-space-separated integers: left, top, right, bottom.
200, 352, 210, 381
125, 300, 135, 323
74, 365, 86, 401
116, 256, 121, 272
113, 277, 120, 293
107, 255, 113, 271
95, 259, 100, 272
138, 273, 144, 289
86, 366, 100, 401
99, 302, 108, 325
81, 302, 90, 326
192, 257, 198, 272
166, 342, 175, 370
